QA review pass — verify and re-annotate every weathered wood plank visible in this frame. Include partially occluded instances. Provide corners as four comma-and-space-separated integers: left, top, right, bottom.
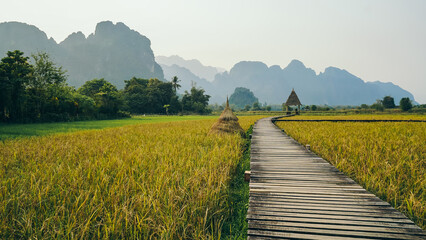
249, 219, 426, 236
247, 212, 418, 226
247, 116, 425, 239
248, 209, 415, 223
248, 222, 425, 239
247, 229, 364, 240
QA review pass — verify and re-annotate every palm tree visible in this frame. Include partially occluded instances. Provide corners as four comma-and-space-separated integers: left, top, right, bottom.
172, 76, 181, 92
171, 76, 181, 93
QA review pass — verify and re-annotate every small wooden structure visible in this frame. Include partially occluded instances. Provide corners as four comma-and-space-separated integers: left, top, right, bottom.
284, 89, 302, 114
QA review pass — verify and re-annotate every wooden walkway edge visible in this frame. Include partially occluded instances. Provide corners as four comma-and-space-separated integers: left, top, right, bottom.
247, 117, 425, 239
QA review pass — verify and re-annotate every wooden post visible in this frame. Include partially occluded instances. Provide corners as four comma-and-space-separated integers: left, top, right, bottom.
244, 171, 251, 182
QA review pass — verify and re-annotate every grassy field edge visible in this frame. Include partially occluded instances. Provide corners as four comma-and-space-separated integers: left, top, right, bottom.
220, 125, 253, 239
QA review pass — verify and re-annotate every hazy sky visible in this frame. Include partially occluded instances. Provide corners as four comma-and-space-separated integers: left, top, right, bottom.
1, 0, 425, 103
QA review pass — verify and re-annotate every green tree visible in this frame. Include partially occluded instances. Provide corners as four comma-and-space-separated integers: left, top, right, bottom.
311, 105, 317, 111
123, 77, 176, 114
360, 104, 369, 109
400, 97, 412, 111
171, 76, 181, 93
26, 52, 68, 120
78, 78, 112, 98
72, 91, 96, 117
252, 102, 261, 111
182, 86, 211, 114
0, 50, 33, 121
123, 77, 149, 113
382, 96, 395, 108
371, 100, 384, 111
78, 78, 121, 116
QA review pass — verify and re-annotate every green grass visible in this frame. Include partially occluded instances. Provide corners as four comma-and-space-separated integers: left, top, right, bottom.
0, 115, 217, 140
221, 125, 253, 239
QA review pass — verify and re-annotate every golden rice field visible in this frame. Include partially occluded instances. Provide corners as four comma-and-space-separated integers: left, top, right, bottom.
276, 116, 426, 229
0, 116, 265, 239
289, 114, 426, 120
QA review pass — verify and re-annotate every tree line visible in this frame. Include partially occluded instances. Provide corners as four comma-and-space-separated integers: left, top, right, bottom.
0, 50, 211, 123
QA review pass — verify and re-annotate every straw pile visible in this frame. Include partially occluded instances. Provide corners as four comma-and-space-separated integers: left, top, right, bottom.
209, 98, 245, 137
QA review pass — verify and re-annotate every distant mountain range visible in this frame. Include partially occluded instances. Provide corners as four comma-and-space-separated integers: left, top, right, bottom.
157, 55, 225, 82
163, 57, 415, 105
0, 21, 163, 89
0, 21, 416, 105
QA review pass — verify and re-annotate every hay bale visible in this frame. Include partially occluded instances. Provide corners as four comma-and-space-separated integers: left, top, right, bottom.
209, 98, 245, 137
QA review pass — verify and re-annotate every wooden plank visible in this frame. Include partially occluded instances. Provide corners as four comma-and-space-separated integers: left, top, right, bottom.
249, 219, 426, 236
249, 196, 390, 206
247, 212, 417, 226
248, 222, 425, 239
248, 209, 415, 224
249, 193, 389, 203
248, 229, 363, 240
248, 204, 406, 217
247, 117, 425, 239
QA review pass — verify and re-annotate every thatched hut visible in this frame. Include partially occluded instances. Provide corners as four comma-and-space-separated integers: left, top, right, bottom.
209, 97, 245, 137
284, 89, 302, 114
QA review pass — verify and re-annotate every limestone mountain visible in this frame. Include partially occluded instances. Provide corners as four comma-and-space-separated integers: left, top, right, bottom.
0, 21, 164, 89
229, 87, 259, 109
211, 60, 415, 105
160, 64, 212, 94
157, 55, 225, 82
0, 22, 59, 58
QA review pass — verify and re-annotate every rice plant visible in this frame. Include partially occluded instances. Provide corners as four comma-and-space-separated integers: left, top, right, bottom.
0, 116, 265, 239
276, 118, 425, 229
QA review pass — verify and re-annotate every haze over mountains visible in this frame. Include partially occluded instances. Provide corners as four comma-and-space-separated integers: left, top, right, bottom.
156, 55, 225, 82
0, 21, 163, 89
0, 21, 416, 106
161, 58, 415, 105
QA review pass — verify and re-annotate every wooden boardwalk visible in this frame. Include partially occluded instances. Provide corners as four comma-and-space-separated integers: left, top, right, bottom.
247, 117, 425, 239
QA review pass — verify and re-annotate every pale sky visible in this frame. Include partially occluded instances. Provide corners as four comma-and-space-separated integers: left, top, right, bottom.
1, 0, 425, 103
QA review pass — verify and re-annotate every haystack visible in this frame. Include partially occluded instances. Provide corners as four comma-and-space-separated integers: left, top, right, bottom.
209, 97, 245, 137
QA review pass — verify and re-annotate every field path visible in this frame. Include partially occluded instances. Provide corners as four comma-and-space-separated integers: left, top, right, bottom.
247, 117, 425, 239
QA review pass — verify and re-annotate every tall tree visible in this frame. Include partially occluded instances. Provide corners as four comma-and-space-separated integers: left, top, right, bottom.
400, 98, 412, 111
26, 52, 68, 120
0, 50, 33, 121
78, 78, 121, 116
123, 77, 176, 114
171, 76, 181, 93
182, 86, 211, 114
382, 96, 395, 109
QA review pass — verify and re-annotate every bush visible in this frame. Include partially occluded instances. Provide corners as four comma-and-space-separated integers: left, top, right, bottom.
400, 98, 413, 111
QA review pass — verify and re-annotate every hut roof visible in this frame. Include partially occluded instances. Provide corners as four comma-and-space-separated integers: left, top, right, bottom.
209, 97, 245, 137
285, 89, 302, 106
